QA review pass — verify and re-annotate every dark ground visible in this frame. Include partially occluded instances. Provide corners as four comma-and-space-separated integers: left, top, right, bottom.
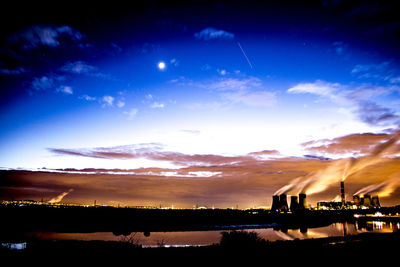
1, 231, 399, 265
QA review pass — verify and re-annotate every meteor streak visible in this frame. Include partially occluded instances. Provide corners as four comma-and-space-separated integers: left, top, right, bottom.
237, 42, 253, 69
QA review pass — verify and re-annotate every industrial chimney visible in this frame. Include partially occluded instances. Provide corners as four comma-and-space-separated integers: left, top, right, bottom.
340, 181, 345, 206
298, 193, 307, 210
290, 195, 299, 212
279, 194, 289, 212
271, 195, 280, 212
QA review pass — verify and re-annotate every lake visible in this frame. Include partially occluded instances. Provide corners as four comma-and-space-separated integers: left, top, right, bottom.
12, 221, 399, 248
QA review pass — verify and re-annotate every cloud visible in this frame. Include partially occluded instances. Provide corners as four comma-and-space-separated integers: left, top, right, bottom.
116, 101, 125, 108
56, 85, 73, 95
223, 91, 276, 107
9, 25, 83, 50
332, 41, 347, 56
80, 95, 96, 101
30, 74, 66, 92
202, 77, 277, 107
0, 67, 26, 76
102, 95, 114, 107
194, 27, 235, 41
287, 79, 400, 126
60, 61, 112, 79
287, 80, 347, 104
60, 61, 98, 74
123, 108, 138, 120
150, 102, 165, 108
48, 143, 260, 167
302, 132, 393, 156
5, 132, 399, 207
351, 61, 400, 84
356, 101, 400, 126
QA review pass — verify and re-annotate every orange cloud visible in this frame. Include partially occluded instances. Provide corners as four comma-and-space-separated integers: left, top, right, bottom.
2, 132, 400, 208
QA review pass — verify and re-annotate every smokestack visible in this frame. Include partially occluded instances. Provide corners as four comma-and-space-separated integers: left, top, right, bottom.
298, 193, 307, 210
371, 195, 380, 208
340, 181, 345, 206
290, 195, 299, 212
279, 194, 289, 212
353, 195, 361, 206
271, 195, 280, 212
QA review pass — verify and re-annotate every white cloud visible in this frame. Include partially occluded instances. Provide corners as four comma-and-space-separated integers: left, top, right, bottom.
57, 85, 73, 95
102, 95, 114, 107
194, 27, 235, 40
202, 76, 276, 107
80, 95, 96, 101
117, 101, 125, 108
123, 108, 138, 120
287, 80, 348, 105
217, 69, 227, 75
150, 102, 165, 108
223, 91, 276, 107
287, 80, 400, 127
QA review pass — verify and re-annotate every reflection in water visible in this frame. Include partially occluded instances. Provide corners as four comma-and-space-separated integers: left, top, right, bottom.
21, 221, 399, 247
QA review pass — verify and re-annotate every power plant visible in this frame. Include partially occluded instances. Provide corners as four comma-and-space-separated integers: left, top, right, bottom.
272, 181, 381, 212
271, 193, 307, 213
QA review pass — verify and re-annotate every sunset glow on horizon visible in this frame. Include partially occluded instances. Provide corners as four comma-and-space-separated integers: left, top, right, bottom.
1, 1, 400, 208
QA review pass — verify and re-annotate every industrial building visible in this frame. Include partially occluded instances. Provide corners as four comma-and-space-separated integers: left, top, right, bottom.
272, 182, 381, 212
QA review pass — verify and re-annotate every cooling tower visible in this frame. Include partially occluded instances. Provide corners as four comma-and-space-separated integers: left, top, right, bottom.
279, 194, 289, 212
290, 195, 299, 212
298, 193, 307, 210
353, 195, 361, 206
371, 195, 380, 208
271, 195, 280, 212
362, 194, 372, 207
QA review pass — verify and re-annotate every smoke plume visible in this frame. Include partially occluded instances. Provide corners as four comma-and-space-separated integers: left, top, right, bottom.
275, 130, 400, 196
48, 189, 74, 203
354, 176, 400, 197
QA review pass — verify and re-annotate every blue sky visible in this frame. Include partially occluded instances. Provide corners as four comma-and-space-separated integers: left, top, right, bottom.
1, 1, 400, 206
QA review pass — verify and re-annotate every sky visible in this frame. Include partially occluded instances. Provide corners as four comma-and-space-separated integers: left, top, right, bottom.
1, 0, 400, 208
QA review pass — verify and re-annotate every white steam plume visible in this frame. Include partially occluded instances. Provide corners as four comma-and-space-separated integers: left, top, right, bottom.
48, 189, 74, 203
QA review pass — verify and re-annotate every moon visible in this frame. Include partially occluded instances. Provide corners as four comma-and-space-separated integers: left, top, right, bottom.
157, 61, 166, 70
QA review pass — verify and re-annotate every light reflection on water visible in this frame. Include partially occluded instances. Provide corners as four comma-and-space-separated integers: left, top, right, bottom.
23, 221, 399, 247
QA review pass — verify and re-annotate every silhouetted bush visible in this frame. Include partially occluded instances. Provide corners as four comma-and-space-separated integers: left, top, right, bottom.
219, 230, 266, 248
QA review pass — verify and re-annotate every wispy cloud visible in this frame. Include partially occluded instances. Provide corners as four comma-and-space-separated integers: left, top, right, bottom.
0, 67, 27, 76
56, 85, 73, 95
357, 101, 400, 126
205, 77, 277, 107
9, 25, 84, 50
150, 102, 165, 108
287, 80, 400, 126
194, 27, 235, 41
60, 60, 112, 80
351, 61, 400, 84
123, 108, 138, 120
30, 74, 67, 93
332, 41, 348, 56
60, 61, 97, 74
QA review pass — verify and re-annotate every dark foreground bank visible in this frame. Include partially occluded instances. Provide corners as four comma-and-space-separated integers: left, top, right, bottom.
2, 231, 399, 264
